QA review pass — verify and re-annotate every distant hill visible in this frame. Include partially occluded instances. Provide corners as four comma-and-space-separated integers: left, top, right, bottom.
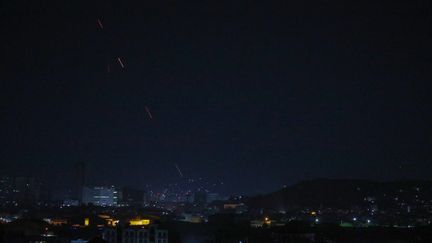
246, 178, 432, 210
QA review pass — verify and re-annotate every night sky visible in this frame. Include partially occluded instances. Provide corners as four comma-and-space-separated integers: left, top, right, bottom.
1, 0, 431, 195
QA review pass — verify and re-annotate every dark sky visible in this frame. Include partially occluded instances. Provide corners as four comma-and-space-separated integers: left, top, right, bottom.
1, 0, 431, 195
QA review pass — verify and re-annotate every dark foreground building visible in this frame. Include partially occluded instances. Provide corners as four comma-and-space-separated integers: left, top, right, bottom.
103, 224, 168, 243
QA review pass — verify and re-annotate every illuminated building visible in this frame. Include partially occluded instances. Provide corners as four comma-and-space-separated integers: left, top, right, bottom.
107, 219, 119, 226
250, 217, 273, 227
97, 215, 120, 226
129, 218, 150, 226
71, 240, 87, 243
82, 186, 118, 206
250, 220, 264, 228
63, 199, 79, 207
224, 203, 242, 209
223, 203, 248, 214
43, 218, 68, 226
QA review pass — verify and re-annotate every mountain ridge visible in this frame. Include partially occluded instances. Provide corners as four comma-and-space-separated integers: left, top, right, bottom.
246, 178, 432, 210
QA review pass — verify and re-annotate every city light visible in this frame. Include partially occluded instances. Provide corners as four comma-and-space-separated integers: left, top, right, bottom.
264, 217, 271, 225
129, 219, 150, 226
84, 218, 89, 226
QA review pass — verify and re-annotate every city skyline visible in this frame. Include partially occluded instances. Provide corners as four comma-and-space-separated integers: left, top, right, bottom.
1, 1, 432, 242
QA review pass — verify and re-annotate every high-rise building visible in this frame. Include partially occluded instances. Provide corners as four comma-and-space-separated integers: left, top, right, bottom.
82, 186, 118, 206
